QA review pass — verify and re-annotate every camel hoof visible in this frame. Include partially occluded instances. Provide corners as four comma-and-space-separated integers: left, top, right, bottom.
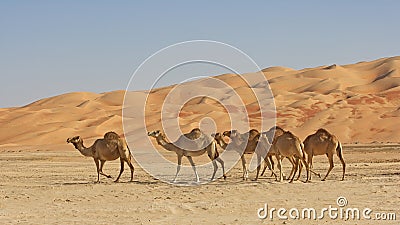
114, 180, 119, 183
321, 179, 326, 181
223, 175, 227, 180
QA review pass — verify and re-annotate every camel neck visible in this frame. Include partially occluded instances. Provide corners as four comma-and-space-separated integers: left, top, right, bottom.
155, 135, 176, 152
74, 140, 93, 157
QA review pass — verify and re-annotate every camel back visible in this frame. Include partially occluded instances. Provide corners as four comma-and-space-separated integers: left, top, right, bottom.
174, 128, 213, 151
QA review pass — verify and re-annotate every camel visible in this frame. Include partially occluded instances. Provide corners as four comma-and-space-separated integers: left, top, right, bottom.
259, 126, 286, 177
213, 131, 276, 181
258, 126, 320, 181
66, 131, 134, 183
269, 131, 310, 183
303, 128, 346, 181
217, 129, 260, 180
147, 128, 226, 183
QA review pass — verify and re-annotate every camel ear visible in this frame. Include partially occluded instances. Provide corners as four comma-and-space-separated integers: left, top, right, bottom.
66, 138, 71, 143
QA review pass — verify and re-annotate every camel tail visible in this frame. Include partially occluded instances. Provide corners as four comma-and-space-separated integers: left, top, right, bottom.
336, 141, 343, 159
300, 142, 306, 161
127, 145, 134, 161
336, 141, 346, 180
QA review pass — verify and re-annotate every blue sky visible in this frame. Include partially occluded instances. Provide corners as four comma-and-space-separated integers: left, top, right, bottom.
1, 1, 399, 107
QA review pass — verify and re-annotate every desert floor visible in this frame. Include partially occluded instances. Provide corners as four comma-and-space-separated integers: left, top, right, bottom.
1, 145, 399, 224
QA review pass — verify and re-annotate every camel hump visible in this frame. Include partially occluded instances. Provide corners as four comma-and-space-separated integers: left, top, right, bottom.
104, 131, 120, 140
315, 128, 331, 140
175, 128, 213, 150
316, 128, 330, 135
104, 131, 120, 150
185, 128, 202, 140
248, 129, 260, 139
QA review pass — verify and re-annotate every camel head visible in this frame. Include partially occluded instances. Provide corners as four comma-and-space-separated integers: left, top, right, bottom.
147, 130, 161, 138
211, 132, 224, 142
67, 136, 82, 144
222, 130, 232, 137
211, 132, 221, 138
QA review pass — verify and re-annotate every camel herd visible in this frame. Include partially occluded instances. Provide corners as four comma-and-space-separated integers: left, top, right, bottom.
67, 127, 345, 183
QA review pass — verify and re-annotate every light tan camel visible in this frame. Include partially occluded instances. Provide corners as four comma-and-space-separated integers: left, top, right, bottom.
303, 128, 346, 181
147, 128, 226, 183
217, 129, 260, 180
66, 131, 134, 183
269, 131, 310, 183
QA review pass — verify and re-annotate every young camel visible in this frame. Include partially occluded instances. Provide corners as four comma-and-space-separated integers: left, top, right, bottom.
147, 129, 226, 183
303, 128, 346, 181
218, 129, 260, 180
66, 131, 134, 183
270, 131, 310, 183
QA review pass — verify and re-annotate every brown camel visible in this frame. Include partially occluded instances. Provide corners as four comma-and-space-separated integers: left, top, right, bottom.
67, 131, 134, 183
216, 129, 260, 180
270, 131, 310, 183
259, 126, 286, 177
147, 129, 226, 183
303, 128, 346, 181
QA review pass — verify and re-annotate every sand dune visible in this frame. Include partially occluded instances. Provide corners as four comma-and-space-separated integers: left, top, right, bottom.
1, 56, 400, 146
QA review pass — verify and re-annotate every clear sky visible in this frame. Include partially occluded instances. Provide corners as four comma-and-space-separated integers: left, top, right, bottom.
1, 1, 399, 107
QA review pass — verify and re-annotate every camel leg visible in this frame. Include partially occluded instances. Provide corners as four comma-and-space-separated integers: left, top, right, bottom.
114, 158, 124, 182
261, 155, 274, 177
275, 155, 283, 182
260, 161, 268, 176
94, 158, 100, 183
296, 157, 302, 181
269, 155, 275, 177
322, 155, 334, 181
254, 154, 262, 181
265, 157, 277, 179
285, 157, 296, 180
240, 155, 248, 180
307, 154, 313, 180
215, 158, 226, 180
210, 160, 218, 181
289, 158, 299, 183
127, 160, 135, 182
258, 155, 277, 180
99, 160, 112, 178
186, 156, 200, 183
173, 155, 182, 183
298, 156, 310, 183
338, 153, 346, 181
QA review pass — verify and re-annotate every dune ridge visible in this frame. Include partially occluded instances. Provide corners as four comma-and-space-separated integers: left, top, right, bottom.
1, 56, 400, 146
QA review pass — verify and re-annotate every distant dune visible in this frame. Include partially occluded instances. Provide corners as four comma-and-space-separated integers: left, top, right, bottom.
1, 56, 400, 146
